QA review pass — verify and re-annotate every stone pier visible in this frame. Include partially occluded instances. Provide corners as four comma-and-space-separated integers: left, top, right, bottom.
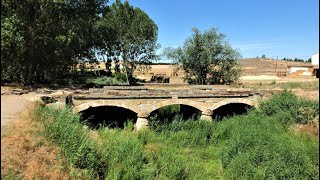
135, 111, 149, 130
200, 109, 213, 121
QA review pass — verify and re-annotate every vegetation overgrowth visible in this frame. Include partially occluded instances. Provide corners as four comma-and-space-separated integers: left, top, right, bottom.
86, 74, 128, 87
29, 91, 319, 179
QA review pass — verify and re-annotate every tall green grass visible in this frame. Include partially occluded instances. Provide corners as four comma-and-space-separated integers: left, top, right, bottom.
34, 91, 319, 179
34, 105, 106, 179
216, 113, 319, 179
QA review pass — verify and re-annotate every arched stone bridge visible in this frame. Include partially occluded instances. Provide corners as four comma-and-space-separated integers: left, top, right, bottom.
66, 86, 262, 130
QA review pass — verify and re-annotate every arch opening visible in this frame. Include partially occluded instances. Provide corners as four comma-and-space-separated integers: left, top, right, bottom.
79, 106, 137, 129
212, 103, 254, 121
149, 104, 201, 124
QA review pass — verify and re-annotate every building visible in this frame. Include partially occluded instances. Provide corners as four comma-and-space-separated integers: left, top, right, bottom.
312, 52, 319, 78
287, 64, 314, 76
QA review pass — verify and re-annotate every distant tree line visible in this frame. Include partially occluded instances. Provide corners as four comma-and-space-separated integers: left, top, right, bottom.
282, 57, 310, 62
1, 0, 158, 85
255, 55, 311, 63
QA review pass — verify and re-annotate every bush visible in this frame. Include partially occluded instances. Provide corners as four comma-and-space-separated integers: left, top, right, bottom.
259, 90, 319, 126
86, 76, 127, 87
113, 73, 128, 82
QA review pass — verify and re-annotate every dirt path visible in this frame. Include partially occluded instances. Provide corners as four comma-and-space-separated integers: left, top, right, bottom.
1, 87, 73, 134
1, 95, 33, 134
1, 95, 32, 133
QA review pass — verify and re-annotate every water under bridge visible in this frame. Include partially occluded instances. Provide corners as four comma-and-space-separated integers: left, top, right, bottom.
63, 85, 262, 130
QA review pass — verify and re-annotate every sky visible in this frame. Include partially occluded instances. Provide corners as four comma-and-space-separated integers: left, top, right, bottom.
111, 0, 319, 61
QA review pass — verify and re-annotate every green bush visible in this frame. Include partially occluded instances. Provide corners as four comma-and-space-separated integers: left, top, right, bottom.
113, 73, 128, 82
259, 90, 319, 126
86, 76, 127, 86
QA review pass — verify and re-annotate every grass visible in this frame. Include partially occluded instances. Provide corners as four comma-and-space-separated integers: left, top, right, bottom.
279, 81, 319, 90
28, 91, 319, 179
85, 73, 129, 87
34, 104, 106, 179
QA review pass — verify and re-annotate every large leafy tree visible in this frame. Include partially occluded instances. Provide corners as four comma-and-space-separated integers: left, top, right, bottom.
99, 0, 159, 83
1, 0, 108, 85
165, 27, 242, 85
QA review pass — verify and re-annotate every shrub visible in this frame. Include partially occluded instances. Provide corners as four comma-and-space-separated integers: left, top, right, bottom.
113, 73, 128, 82
259, 90, 319, 126
86, 76, 127, 86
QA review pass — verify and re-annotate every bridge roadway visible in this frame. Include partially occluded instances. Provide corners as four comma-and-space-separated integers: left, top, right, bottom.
68, 86, 262, 130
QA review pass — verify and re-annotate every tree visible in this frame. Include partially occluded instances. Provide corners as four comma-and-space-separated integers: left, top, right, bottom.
164, 27, 242, 85
1, 0, 108, 85
307, 58, 311, 63
98, 0, 159, 84
261, 54, 266, 58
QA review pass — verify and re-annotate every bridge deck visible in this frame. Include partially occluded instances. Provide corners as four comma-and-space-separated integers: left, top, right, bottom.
73, 87, 260, 100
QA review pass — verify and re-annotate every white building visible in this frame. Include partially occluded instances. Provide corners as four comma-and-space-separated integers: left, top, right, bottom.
312, 52, 319, 65
312, 52, 319, 78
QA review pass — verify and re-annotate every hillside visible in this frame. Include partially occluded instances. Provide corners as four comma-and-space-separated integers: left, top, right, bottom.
238, 58, 311, 76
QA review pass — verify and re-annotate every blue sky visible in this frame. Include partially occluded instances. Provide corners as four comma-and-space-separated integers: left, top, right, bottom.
112, 0, 319, 61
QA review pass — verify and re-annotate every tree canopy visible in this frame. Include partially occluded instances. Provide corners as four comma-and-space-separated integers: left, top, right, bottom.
98, 0, 159, 83
165, 27, 242, 85
1, 0, 158, 85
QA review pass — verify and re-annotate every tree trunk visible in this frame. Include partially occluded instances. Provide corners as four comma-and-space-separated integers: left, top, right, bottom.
25, 64, 33, 86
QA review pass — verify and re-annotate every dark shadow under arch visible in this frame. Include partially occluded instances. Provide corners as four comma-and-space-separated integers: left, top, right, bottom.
79, 106, 137, 129
212, 103, 254, 121
149, 104, 201, 123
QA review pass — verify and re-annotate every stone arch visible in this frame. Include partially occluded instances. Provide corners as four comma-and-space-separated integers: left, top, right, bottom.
73, 100, 139, 114
210, 98, 257, 111
146, 99, 207, 115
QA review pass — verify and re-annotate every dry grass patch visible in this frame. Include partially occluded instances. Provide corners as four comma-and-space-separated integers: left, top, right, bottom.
290, 119, 319, 139
1, 104, 70, 179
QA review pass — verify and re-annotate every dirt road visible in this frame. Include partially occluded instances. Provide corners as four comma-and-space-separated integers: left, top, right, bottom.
1, 95, 33, 133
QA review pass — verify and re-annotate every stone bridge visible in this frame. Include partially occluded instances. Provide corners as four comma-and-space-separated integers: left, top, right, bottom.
68, 86, 262, 130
